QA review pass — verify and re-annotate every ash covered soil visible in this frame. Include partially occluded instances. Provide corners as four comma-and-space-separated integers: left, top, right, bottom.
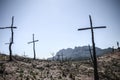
0, 51, 120, 80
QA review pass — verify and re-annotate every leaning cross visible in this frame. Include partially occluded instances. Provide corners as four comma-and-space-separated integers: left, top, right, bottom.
78, 15, 106, 80
28, 34, 39, 60
0, 16, 17, 61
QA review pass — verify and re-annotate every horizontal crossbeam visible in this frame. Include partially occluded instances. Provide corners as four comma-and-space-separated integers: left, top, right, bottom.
78, 26, 106, 31
28, 40, 39, 44
5, 42, 14, 45
0, 27, 17, 29
5, 43, 10, 45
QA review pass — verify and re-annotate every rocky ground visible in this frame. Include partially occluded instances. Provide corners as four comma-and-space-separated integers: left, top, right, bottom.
0, 50, 120, 80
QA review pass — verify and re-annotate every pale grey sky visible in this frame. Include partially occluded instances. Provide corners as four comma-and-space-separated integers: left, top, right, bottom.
0, 0, 120, 59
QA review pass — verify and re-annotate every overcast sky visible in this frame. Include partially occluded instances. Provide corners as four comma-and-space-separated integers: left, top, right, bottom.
0, 0, 120, 59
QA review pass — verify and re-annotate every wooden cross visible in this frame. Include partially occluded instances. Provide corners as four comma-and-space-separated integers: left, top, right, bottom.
28, 34, 39, 60
23, 51, 28, 58
78, 15, 106, 80
0, 16, 17, 61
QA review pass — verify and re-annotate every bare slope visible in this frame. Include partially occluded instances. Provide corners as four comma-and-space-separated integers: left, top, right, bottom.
0, 50, 119, 80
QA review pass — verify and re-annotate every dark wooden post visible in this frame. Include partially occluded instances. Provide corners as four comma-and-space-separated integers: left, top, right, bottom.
28, 34, 39, 60
0, 16, 17, 61
33, 34, 36, 60
78, 15, 106, 80
9, 17, 14, 61
89, 15, 99, 80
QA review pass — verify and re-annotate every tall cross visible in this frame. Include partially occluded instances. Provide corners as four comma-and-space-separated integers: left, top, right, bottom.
78, 15, 106, 80
28, 34, 39, 60
0, 16, 17, 61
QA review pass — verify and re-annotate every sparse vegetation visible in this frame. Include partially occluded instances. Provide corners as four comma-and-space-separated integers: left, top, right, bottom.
0, 50, 119, 80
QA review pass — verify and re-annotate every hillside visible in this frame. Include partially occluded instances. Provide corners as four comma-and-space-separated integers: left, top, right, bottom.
0, 50, 119, 80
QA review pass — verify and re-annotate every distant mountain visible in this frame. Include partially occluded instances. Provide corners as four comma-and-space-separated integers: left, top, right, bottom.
48, 46, 112, 60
